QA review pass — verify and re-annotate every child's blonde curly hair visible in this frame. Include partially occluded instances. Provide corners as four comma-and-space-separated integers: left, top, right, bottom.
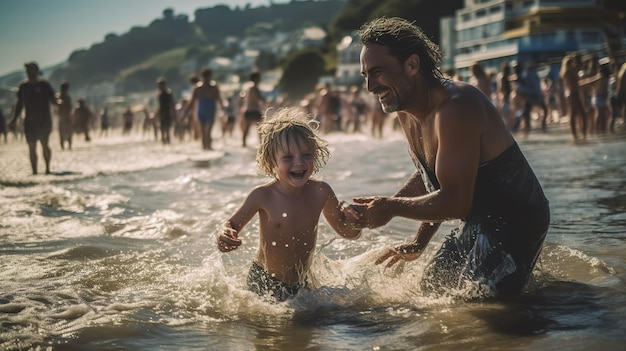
256, 107, 330, 178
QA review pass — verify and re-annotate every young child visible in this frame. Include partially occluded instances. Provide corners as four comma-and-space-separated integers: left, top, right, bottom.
217, 107, 361, 301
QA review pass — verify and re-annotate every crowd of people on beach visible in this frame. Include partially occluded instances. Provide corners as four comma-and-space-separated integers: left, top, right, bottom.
2, 16, 626, 304
454, 53, 626, 140
2, 54, 625, 157
0, 70, 401, 153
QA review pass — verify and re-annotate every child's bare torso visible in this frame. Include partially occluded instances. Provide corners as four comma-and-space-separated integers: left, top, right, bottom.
255, 180, 328, 285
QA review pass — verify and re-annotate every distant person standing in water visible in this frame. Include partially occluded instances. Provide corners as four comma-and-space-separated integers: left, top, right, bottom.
8, 62, 58, 175
188, 75, 201, 140
352, 17, 550, 299
370, 100, 388, 139
56, 81, 73, 149
217, 107, 361, 301
0, 109, 7, 143
156, 78, 176, 144
122, 106, 134, 135
560, 54, 588, 140
185, 68, 224, 150
99, 107, 110, 137
221, 96, 237, 139
241, 71, 266, 147
72, 98, 93, 142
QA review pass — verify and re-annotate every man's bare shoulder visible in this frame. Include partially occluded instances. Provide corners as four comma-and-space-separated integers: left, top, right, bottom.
440, 82, 484, 115
436, 81, 489, 133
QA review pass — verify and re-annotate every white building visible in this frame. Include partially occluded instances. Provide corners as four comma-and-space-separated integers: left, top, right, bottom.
335, 31, 363, 87
441, 0, 624, 80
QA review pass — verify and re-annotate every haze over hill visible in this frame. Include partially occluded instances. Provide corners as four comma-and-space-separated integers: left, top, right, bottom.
4, 0, 308, 78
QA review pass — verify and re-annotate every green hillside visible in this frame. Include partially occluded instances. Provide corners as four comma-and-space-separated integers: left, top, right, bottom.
1, 0, 469, 107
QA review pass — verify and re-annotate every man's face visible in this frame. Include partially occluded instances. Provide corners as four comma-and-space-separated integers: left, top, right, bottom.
360, 44, 410, 113
25, 65, 39, 80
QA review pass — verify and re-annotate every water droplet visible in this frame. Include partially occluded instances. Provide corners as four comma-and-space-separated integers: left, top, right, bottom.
271, 273, 276, 277
282, 213, 287, 217
271, 241, 277, 246
285, 244, 289, 247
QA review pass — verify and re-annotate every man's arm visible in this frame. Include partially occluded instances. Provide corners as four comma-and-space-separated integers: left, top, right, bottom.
9, 89, 23, 130
375, 221, 441, 267
355, 95, 482, 225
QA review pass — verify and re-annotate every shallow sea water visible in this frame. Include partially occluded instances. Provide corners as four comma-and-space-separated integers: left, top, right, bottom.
1, 122, 625, 351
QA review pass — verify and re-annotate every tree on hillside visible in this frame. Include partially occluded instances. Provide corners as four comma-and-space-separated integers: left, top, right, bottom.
279, 49, 326, 100
330, 0, 463, 44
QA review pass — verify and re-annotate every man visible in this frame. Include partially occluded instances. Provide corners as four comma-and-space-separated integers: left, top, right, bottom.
156, 78, 176, 144
317, 83, 342, 133
56, 81, 73, 149
8, 62, 57, 174
72, 98, 93, 142
560, 53, 588, 140
241, 71, 265, 147
353, 17, 550, 298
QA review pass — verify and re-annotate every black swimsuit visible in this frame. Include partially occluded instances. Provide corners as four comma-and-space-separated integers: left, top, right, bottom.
417, 142, 550, 297
247, 261, 305, 301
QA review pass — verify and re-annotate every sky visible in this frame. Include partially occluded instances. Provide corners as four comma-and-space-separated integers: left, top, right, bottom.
0, 0, 287, 77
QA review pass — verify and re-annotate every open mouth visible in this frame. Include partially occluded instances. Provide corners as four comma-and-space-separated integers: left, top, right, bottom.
290, 170, 307, 179
377, 90, 392, 103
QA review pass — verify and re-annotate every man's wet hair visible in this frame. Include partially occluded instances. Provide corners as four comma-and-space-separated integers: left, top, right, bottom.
359, 17, 444, 83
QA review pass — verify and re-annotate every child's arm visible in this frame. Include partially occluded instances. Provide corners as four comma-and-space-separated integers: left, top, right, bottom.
216, 186, 263, 252
321, 183, 362, 240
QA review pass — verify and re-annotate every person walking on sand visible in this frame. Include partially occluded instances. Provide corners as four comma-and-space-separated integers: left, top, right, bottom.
217, 107, 361, 301
351, 17, 550, 299
185, 68, 224, 150
8, 62, 58, 175
56, 81, 73, 150
241, 71, 266, 147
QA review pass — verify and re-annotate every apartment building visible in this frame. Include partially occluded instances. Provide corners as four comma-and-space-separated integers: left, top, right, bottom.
441, 0, 624, 79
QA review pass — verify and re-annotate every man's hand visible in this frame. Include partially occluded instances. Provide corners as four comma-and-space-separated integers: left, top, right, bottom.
375, 243, 423, 268
350, 196, 394, 229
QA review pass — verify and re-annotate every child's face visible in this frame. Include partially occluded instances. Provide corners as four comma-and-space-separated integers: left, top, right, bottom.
273, 138, 315, 188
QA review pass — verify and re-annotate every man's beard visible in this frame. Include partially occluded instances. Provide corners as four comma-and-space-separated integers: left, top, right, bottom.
381, 99, 400, 113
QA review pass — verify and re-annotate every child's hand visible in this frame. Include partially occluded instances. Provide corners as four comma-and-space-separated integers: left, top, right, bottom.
339, 201, 361, 221
339, 201, 363, 239
217, 225, 241, 252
